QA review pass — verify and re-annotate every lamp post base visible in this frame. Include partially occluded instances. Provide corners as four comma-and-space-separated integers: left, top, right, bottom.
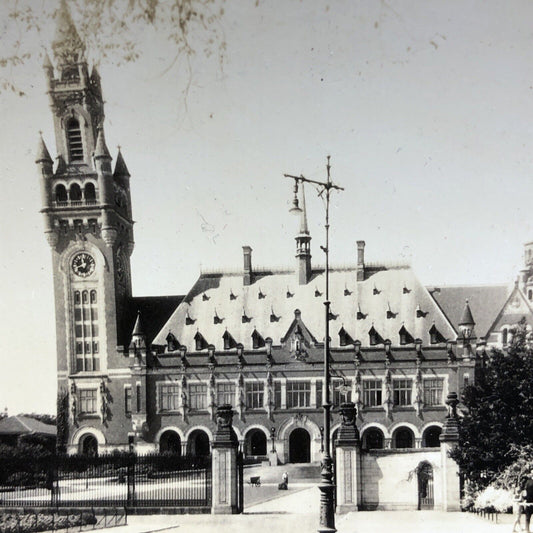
318, 454, 336, 533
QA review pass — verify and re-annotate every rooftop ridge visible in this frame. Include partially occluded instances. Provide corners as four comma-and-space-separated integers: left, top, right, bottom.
199, 260, 410, 277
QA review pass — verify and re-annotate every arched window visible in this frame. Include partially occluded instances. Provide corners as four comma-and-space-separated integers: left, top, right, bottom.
393, 427, 414, 449
363, 428, 384, 450
84, 183, 96, 203
55, 184, 67, 203
422, 426, 442, 448
66, 118, 84, 161
69, 184, 82, 202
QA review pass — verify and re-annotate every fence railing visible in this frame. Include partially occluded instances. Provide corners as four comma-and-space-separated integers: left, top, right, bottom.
0, 453, 211, 509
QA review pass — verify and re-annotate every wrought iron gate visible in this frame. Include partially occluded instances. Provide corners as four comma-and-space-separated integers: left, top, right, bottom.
417, 462, 434, 510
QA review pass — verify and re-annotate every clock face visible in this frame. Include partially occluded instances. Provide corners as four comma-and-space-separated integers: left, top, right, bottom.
72, 252, 95, 278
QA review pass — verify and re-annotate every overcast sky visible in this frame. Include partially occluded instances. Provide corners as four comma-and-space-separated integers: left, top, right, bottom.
0, 0, 532, 415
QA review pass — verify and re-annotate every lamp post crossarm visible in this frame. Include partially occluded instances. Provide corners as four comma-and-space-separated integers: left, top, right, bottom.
283, 173, 344, 192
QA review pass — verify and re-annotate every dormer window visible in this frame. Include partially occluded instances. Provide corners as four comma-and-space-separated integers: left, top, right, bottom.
369, 326, 381, 346
429, 325, 445, 344
194, 331, 207, 351
398, 326, 414, 345
66, 118, 84, 162
222, 330, 236, 350
251, 329, 265, 349
338, 327, 354, 347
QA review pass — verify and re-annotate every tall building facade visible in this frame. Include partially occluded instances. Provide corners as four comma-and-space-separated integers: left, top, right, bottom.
37, 3, 529, 465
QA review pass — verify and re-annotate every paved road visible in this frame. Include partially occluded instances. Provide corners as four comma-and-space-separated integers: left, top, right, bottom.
100, 486, 514, 533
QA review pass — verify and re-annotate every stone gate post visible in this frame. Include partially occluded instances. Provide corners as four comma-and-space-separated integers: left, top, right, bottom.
212, 404, 239, 514
335, 402, 361, 513
440, 392, 461, 511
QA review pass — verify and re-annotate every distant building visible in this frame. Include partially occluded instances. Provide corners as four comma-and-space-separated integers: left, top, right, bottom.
37, 2, 530, 470
0, 416, 56, 449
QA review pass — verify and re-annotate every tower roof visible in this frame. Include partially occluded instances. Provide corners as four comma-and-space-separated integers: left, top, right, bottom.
35, 134, 53, 164
51, 0, 85, 64
298, 182, 310, 236
114, 149, 131, 177
132, 311, 145, 338
94, 127, 111, 159
459, 299, 475, 327
42, 51, 53, 70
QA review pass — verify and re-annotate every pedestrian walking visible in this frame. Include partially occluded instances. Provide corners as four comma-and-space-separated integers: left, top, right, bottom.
512, 481, 526, 533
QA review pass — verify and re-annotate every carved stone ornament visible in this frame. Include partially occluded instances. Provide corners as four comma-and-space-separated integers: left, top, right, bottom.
213, 404, 238, 448
337, 402, 360, 445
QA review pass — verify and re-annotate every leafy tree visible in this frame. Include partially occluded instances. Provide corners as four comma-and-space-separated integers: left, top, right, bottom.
451, 318, 533, 489
0, 0, 226, 95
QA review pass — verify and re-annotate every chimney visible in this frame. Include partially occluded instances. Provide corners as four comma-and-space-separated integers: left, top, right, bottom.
356, 240, 365, 281
243, 246, 253, 286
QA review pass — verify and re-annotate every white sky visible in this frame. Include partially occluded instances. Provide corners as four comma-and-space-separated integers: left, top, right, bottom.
0, 0, 532, 415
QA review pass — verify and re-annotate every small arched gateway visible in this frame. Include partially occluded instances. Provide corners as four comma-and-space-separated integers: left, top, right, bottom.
79, 434, 98, 456
289, 428, 311, 463
417, 462, 434, 510
244, 428, 267, 457
187, 429, 210, 457
160, 430, 181, 454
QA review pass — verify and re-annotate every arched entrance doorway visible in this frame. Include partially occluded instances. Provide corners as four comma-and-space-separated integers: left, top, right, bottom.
289, 428, 310, 463
160, 430, 181, 454
422, 426, 442, 448
362, 428, 384, 450
417, 462, 434, 510
187, 429, 210, 456
80, 434, 98, 456
245, 429, 267, 457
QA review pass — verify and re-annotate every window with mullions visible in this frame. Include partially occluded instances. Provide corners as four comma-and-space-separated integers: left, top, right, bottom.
286, 381, 311, 408
189, 384, 207, 410
217, 382, 236, 406
245, 382, 264, 409
423, 378, 444, 406
79, 389, 97, 415
274, 381, 282, 408
363, 379, 382, 407
124, 386, 132, 415
66, 118, 84, 161
74, 289, 99, 373
393, 379, 412, 406
316, 380, 323, 407
332, 380, 352, 406
159, 384, 180, 411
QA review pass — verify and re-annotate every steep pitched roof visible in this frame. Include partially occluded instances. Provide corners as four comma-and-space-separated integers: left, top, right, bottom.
118, 295, 184, 347
429, 284, 510, 338
153, 264, 457, 352
0, 416, 56, 437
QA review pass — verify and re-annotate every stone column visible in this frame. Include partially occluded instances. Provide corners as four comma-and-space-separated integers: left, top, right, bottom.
335, 402, 361, 513
440, 392, 461, 511
212, 404, 239, 514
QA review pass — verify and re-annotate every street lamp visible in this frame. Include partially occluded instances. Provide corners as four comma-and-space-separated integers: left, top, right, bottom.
284, 156, 344, 533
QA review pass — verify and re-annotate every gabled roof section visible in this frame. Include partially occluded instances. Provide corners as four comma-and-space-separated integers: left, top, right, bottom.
0, 416, 56, 437
485, 284, 533, 337
280, 309, 318, 345
429, 284, 510, 338
114, 149, 131, 178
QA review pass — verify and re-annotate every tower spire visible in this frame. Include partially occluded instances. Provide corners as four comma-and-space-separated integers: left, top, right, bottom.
52, 0, 85, 65
295, 182, 312, 285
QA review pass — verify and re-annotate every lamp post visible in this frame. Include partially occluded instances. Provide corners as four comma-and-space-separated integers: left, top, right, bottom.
284, 156, 344, 533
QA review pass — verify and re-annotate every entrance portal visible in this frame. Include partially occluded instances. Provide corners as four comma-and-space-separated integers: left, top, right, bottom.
80, 434, 98, 456
417, 462, 434, 510
160, 430, 181, 454
289, 428, 311, 463
187, 430, 210, 456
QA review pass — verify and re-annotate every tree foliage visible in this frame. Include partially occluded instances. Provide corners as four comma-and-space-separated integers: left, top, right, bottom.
450, 318, 533, 489
1, 0, 226, 95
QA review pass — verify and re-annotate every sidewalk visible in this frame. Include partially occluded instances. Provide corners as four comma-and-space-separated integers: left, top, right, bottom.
94, 486, 515, 533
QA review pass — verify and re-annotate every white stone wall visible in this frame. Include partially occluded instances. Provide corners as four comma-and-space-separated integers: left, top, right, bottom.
360, 449, 442, 510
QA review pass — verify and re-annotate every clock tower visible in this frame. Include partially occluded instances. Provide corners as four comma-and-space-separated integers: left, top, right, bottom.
37, 0, 135, 453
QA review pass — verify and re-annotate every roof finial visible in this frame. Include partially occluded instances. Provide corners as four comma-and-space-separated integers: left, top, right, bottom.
299, 181, 309, 236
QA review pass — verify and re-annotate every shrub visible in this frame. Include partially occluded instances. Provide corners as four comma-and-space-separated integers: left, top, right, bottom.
474, 485, 514, 513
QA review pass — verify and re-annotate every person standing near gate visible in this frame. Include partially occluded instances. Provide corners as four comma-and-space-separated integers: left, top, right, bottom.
282, 471, 289, 487
525, 470, 533, 533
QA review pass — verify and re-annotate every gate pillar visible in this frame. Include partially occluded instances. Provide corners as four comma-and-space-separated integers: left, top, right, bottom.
440, 393, 461, 511
212, 404, 239, 514
335, 402, 361, 513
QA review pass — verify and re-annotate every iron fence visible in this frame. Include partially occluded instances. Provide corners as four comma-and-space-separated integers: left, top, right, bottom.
0, 453, 211, 509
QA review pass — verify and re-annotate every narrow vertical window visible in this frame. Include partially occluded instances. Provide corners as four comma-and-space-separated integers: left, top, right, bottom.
124, 386, 132, 415
136, 384, 142, 412
67, 118, 84, 161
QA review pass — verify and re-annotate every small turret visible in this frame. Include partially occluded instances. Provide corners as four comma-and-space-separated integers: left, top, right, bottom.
458, 299, 475, 338
94, 126, 111, 160
295, 183, 312, 285
113, 149, 131, 179
36, 134, 54, 210
129, 311, 147, 358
